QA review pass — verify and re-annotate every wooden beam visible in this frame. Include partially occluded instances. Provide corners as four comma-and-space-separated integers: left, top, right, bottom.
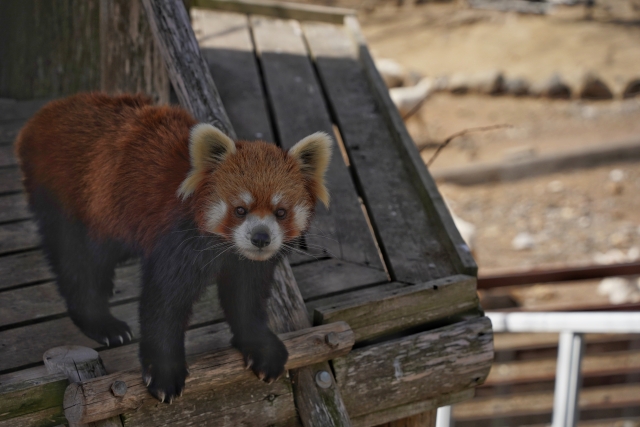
63, 322, 354, 424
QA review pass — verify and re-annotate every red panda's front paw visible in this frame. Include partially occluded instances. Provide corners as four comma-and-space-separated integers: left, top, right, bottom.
233, 333, 289, 383
142, 362, 189, 404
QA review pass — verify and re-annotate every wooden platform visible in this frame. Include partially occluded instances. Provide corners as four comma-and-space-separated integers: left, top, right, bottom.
0, 6, 492, 427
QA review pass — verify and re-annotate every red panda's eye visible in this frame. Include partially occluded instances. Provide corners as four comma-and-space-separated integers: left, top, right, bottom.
235, 207, 247, 217
275, 208, 287, 219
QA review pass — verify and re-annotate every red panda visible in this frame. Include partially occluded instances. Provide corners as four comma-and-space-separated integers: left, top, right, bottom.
15, 92, 332, 403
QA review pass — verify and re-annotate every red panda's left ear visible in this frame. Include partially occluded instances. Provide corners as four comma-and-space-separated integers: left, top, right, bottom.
177, 124, 236, 200
288, 132, 333, 208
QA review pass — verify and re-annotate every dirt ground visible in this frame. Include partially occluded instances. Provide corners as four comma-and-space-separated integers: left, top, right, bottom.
359, 2, 640, 273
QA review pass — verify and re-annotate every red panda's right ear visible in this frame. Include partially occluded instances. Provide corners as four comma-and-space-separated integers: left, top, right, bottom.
177, 124, 236, 200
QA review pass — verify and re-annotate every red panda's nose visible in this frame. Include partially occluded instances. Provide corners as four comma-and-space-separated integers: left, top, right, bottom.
251, 231, 271, 248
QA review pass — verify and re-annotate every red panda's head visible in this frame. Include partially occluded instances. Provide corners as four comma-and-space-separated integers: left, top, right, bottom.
177, 124, 332, 261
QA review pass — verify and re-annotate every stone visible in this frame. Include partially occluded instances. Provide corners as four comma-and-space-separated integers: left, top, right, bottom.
579, 72, 613, 100
503, 76, 530, 96
511, 232, 535, 251
390, 77, 434, 117
467, 69, 505, 95
530, 73, 571, 99
375, 58, 405, 88
448, 73, 469, 94
623, 78, 640, 99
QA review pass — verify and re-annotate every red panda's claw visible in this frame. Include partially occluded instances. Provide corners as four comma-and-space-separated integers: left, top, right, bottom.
103, 338, 110, 347
245, 357, 253, 370
144, 374, 152, 387
125, 331, 132, 341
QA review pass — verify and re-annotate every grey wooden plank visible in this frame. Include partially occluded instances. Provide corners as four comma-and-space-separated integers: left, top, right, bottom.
0, 251, 53, 291
250, 16, 383, 271
0, 167, 22, 194
0, 220, 39, 255
193, 9, 274, 143
0, 119, 25, 144
0, 193, 29, 223
0, 99, 50, 122
293, 258, 388, 301
0, 144, 17, 168
303, 23, 462, 283
0, 285, 222, 373
0, 264, 140, 328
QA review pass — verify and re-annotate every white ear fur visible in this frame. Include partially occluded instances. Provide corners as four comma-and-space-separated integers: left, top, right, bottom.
288, 132, 333, 208
177, 124, 236, 200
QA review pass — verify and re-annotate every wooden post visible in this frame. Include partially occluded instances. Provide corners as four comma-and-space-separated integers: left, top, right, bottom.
139, 1, 352, 425
43, 346, 123, 427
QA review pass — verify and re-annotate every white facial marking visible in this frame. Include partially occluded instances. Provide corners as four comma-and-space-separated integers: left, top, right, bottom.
205, 200, 227, 231
232, 213, 284, 261
239, 192, 253, 206
293, 204, 310, 232
271, 193, 283, 207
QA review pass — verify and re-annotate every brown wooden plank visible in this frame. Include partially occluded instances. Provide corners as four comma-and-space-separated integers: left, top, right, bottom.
377, 411, 436, 427
192, 9, 274, 143
0, 285, 221, 373
0, 264, 140, 328
0, 192, 30, 223
302, 22, 466, 284
0, 167, 22, 194
0, 250, 53, 291
0, 144, 17, 168
333, 317, 493, 418
310, 274, 479, 342
0, 372, 67, 424
0, 406, 66, 427
0, 220, 40, 255
294, 258, 388, 301
250, 16, 383, 271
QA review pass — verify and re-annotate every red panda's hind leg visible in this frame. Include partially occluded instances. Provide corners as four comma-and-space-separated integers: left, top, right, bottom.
29, 186, 134, 347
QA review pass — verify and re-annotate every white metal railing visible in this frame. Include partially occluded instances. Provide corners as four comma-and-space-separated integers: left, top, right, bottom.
436, 312, 640, 427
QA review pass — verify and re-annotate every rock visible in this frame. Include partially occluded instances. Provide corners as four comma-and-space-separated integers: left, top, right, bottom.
530, 73, 571, 99
512, 232, 535, 251
623, 78, 640, 99
547, 180, 564, 193
375, 58, 405, 88
467, 69, 505, 95
593, 249, 629, 264
609, 169, 624, 182
597, 277, 640, 305
448, 73, 469, 94
389, 77, 434, 117
579, 72, 613, 100
504, 145, 536, 162
503, 76, 530, 96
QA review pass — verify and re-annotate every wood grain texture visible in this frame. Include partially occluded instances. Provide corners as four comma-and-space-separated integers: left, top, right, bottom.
250, 16, 383, 271
333, 317, 493, 418
0, 372, 67, 424
0, 193, 30, 223
141, 0, 234, 135
100, 0, 170, 104
192, 9, 274, 142
311, 275, 479, 342
64, 322, 353, 424
0, 99, 51, 122
376, 410, 436, 427
0, 220, 40, 255
303, 22, 469, 284
0, 250, 54, 291
0, 167, 23, 194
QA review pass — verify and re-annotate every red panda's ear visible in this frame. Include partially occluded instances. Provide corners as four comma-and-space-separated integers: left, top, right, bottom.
177, 124, 236, 200
288, 132, 333, 208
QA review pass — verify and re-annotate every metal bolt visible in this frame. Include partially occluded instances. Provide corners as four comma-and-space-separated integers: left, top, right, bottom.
315, 370, 332, 389
325, 332, 339, 348
111, 380, 127, 397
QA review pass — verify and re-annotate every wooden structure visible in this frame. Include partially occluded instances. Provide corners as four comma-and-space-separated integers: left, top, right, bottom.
0, 0, 493, 426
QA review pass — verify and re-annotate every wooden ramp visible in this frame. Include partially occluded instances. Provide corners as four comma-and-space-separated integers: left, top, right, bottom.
0, 2, 492, 426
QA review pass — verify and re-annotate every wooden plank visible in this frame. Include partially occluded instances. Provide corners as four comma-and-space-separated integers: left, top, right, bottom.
294, 258, 388, 301
333, 317, 493, 418
342, 18, 477, 277
0, 144, 17, 168
0, 99, 50, 122
0, 264, 140, 328
493, 332, 639, 352
64, 322, 353, 424
193, 0, 355, 24
378, 411, 436, 427
122, 377, 300, 427
0, 193, 30, 223
303, 22, 469, 284
0, 285, 221, 373
250, 16, 383, 271
0, 372, 67, 423
192, 9, 274, 143
453, 383, 640, 420
0, 250, 54, 291
0, 406, 66, 427
311, 274, 479, 342
0, 220, 40, 255
0, 119, 25, 144
0, 167, 22, 194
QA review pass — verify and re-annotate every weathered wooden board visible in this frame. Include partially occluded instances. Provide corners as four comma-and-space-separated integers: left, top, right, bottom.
0, 220, 40, 255
250, 16, 383, 271
0, 120, 25, 144
0, 144, 17, 168
193, 9, 274, 143
0, 99, 50, 122
311, 274, 479, 342
123, 377, 300, 427
0, 264, 140, 328
0, 372, 67, 424
0, 406, 66, 427
333, 317, 493, 418
303, 22, 469, 283
0, 285, 221, 373
0, 167, 23, 194
0, 193, 30, 223
294, 258, 388, 301
0, 250, 54, 291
